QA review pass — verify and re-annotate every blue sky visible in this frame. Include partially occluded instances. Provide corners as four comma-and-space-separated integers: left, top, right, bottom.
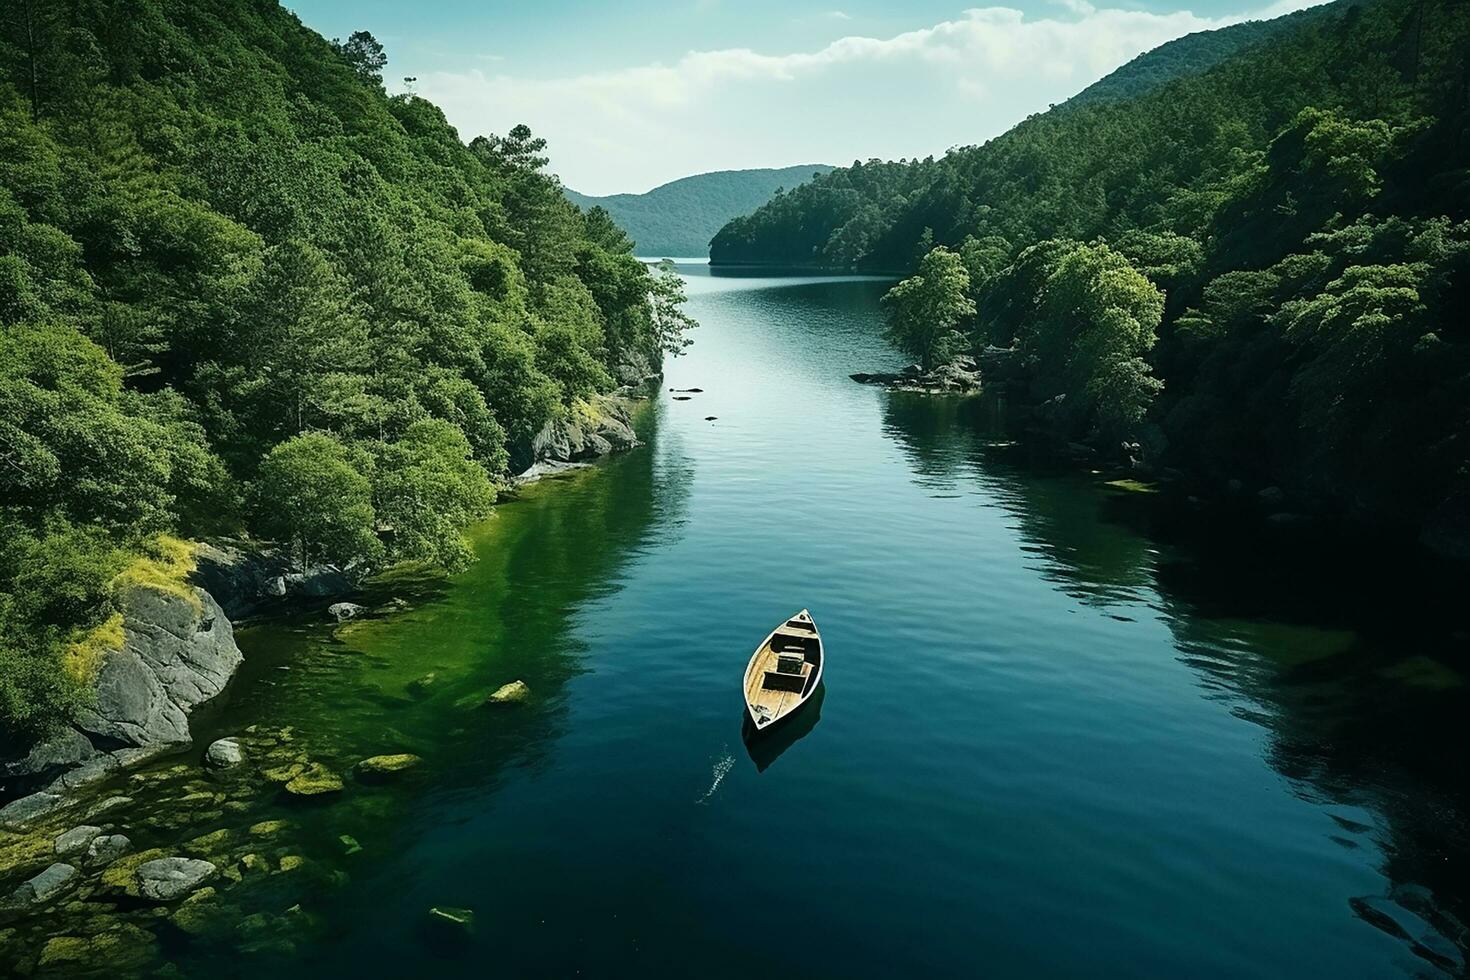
284, 0, 1328, 194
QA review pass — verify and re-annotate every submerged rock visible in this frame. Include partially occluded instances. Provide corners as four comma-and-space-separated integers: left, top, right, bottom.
355, 754, 422, 779
54, 825, 101, 857
85, 834, 131, 867
407, 672, 438, 698
7, 862, 77, 907
485, 680, 531, 706
37, 924, 156, 973
850, 354, 981, 393
136, 856, 217, 902
328, 601, 366, 622
248, 819, 289, 837
284, 764, 344, 797
204, 737, 244, 769
182, 829, 232, 857
170, 886, 236, 937
428, 905, 475, 930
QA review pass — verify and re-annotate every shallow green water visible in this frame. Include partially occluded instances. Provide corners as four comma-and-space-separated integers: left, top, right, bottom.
8, 267, 1470, 977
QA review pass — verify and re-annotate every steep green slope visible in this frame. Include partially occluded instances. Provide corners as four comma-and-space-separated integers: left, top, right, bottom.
712, 0, 1470, 555
0, 1, 693, 740
566, 164, 831, 257
1067, 2, 1348, 107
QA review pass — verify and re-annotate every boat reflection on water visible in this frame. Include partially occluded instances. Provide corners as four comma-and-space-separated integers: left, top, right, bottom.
741, 682, 825, 772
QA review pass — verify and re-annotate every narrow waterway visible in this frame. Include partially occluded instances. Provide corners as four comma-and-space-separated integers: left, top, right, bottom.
6, 265, 1467, 978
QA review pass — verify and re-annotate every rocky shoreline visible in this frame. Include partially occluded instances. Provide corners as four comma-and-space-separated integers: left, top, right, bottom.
0, 392, 648, 831
0, 392, 647, 974
850, 353, 982, 394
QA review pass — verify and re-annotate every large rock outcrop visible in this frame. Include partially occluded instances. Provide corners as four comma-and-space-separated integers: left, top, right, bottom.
526, 396, 640, 470
1, 582, 245, 825
74, 585, 240, 750
192, 540, 360, 620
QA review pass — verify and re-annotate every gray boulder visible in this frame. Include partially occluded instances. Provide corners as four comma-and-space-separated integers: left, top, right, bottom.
48, 754, 121, 792
0, 791, 65, 830
7, 863, 77, 907
54, 825, 102, 857
85, 833, 131, 867
204, 737, 244, 769
1, 728, 98, 782
1258, 486, 1287, 506
530, 395, 640, 465
74, 584, 241, 749
328, 602, 366, 622
285, 566, 354, 598
136, 857, 217, 902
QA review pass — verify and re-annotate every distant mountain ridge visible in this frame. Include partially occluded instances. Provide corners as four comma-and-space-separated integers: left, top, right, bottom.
1067, 1, 1353, 107
566, 165, 833, 257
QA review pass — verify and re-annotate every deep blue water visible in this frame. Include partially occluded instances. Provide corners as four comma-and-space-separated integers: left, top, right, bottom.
51, 267, 1467, 977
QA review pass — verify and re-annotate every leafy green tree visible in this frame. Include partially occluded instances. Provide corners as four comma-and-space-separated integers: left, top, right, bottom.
1025, 243, 1165, 439
254, 433, 382, 568
333, 31, 387, 86
648, 261, 697, 361
373, 420, 496, 572
882, 246, 975, 370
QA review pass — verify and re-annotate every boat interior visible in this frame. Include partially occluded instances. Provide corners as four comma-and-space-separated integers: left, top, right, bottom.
745, 615, 820, 726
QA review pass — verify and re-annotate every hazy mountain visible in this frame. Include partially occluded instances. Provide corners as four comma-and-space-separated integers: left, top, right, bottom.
566, 165, 833, 257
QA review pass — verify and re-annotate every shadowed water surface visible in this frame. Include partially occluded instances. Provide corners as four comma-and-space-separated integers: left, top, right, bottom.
11, 266, 1467, 978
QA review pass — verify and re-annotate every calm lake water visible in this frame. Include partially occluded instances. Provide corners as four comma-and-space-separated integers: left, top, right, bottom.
20, 267, 1468, 977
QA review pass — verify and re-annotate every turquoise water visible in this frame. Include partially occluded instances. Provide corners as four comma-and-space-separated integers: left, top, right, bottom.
16, 267, 1466, 977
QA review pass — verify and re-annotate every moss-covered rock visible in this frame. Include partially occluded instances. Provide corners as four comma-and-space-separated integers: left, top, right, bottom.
248, 820, 289, 837
37, 923, 156, 974
99, 848, 167, 896
407, 672, 438, 698
182, 829, 231, 857
239, 853, 271, 875
0, 830, 54, 879
262, 763, 306, 784
277, 855, 305, 873
169, 887, 237, 938
355, 754, 422, 779
485, 680, 531, 705
284, 765, 343, 797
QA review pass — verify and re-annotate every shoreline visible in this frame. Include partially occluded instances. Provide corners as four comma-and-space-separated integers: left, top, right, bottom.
0, 391, 653, 830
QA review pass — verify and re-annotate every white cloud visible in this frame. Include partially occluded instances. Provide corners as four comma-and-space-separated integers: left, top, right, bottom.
414, 0, 1331, 195
826, 10, 852, 19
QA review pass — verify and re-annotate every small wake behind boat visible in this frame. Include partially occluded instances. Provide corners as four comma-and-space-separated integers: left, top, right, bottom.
744, 609, 823, 732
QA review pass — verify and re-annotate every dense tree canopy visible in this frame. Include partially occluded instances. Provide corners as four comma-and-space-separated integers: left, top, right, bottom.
882, 247, 975, 370
0, 1, 690, 740
713, 0, 1470, 549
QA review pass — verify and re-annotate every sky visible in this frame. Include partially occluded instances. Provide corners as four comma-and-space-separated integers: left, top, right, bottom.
283, 0, 1330, 195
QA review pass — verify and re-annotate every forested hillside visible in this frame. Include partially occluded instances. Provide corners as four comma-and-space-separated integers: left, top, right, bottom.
0, 1, 691, 742
1066, 2, 1342, 107
565, 165, 832, 257
713, 0, 1470, 557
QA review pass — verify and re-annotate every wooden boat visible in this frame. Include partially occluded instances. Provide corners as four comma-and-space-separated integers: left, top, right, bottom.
743, 609, 823, 732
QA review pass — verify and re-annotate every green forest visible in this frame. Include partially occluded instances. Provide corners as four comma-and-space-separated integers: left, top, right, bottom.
0, 2, 693, 742
712, 0, 1470, 557
564, 164, 833, 258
